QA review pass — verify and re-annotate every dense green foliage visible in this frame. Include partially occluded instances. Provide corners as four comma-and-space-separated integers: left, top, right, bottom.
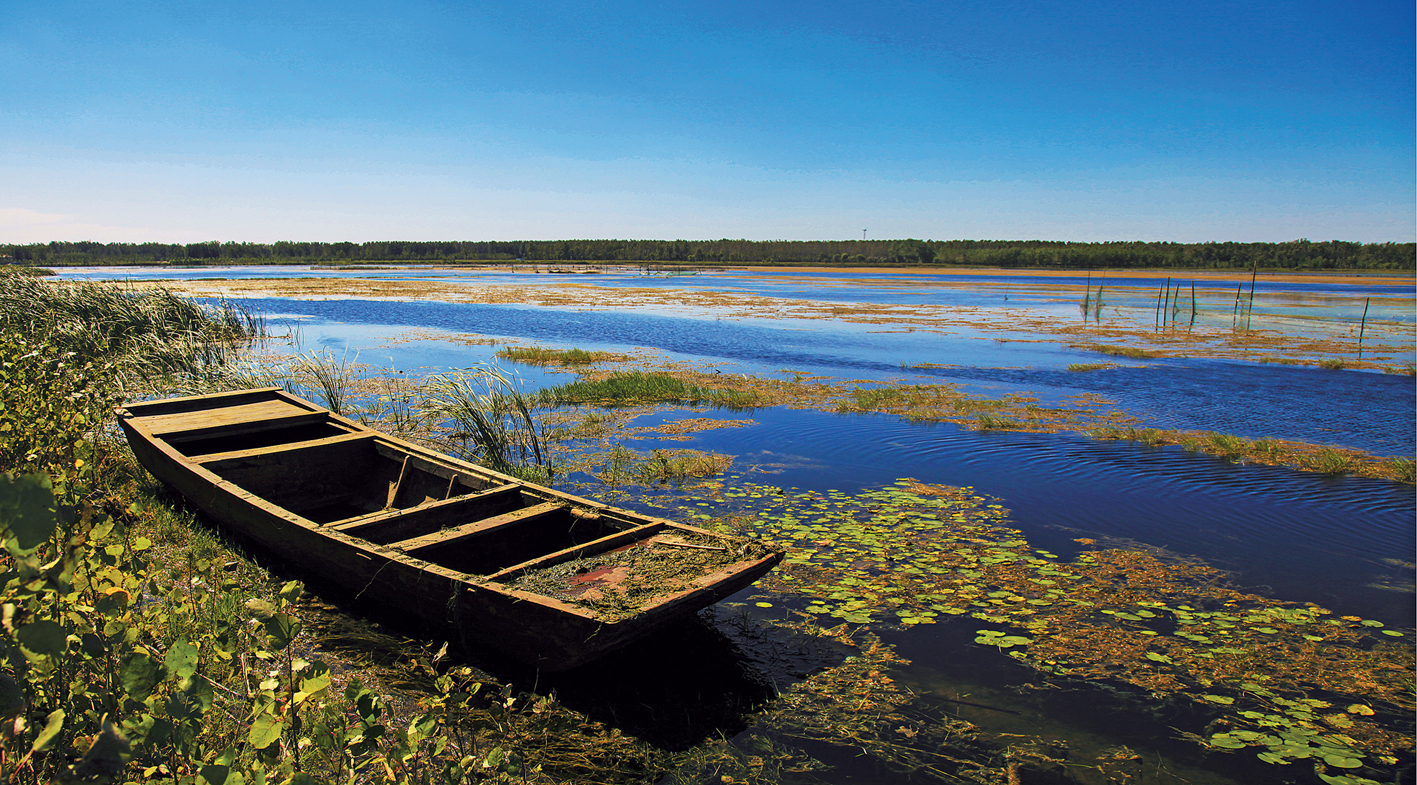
0, 269, 262, 396
4, 238, 1412, 270
0, 279, 544, 782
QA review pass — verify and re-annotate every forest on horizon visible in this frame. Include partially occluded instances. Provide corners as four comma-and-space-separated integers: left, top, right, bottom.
3, 238, 1413, 270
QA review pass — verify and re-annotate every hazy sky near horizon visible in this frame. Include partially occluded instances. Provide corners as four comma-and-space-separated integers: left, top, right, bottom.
3, 0, 1413, 244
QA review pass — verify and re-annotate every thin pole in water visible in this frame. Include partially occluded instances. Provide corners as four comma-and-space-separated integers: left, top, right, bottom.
1246, 260, 1258, 330
1232, 284, 1242, 327
1190, 281, 1197, 325
1155, 279, 1165, 327
1357, 297, 1371, 359
1167, 276, 1178, 325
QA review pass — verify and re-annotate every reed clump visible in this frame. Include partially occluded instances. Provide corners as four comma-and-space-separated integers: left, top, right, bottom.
1088, 426, 1410, 483
0, 268, 262, 394
497, 346, 617, 366
974, 413, 1018, 431
540, 372, 761, 409
1075, 343, 1158, 359
422, 365, 550, 482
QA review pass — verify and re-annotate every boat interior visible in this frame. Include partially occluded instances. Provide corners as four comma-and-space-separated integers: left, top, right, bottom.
128, 390, 679, 579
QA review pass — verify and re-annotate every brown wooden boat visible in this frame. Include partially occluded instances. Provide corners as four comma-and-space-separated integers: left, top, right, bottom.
116, 387, 783, 670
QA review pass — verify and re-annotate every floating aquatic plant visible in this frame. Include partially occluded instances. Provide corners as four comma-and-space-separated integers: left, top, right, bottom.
675, 478, 1414, 775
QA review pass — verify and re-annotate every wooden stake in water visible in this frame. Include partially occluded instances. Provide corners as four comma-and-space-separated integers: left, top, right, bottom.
1246, 260, 1258, 330
1083, 271, 1092, 318
1231, 284, 1242, 327
1357, 297, 1371, 359
1165, 277, 1176, 327
1155, 280, 1164, 327
1165, 278, 1174, 326
1190, 281, 1197, 325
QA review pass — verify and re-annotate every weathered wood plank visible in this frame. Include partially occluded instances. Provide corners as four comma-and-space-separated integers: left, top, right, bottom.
484, 520, 663, 583
119, 387, 284, 417
141, 398, 315, 436
330, 484, 525, 543
157, 411, 330, 444
192, 430, 374, 464
392, 501, 566, 555
201, 435, 382, 515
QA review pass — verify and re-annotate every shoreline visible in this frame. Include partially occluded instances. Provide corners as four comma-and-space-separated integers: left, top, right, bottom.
729, 265, 1417, 287
33, 261, 1417, 287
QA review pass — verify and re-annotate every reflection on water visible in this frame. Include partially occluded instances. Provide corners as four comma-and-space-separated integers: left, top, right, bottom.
627, 408, 1415, 627
235, 296, 1415, 456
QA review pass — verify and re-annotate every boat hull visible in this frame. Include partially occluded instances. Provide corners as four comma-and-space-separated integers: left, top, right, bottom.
117, 388, 782, 670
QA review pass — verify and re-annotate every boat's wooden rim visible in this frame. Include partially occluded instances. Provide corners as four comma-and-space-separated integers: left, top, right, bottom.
115, 387, 781, 629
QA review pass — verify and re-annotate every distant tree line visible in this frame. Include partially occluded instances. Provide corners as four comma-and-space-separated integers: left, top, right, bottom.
2, 238, 1412, 270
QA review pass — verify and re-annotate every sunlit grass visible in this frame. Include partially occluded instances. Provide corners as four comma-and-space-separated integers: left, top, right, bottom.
1075, 343, 1158, 359
539, 372, 761, 409
497, 345, 613, 366
0, 268, 263, 394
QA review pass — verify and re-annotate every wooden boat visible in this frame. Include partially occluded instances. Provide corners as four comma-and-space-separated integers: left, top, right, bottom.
116, 387, 783, 670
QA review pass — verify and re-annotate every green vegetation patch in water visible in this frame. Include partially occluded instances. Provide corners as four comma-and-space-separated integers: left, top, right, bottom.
674, 478, 1414, 775
540, 371, 762, 409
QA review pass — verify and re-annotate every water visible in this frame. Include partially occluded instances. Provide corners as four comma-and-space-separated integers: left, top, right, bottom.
226, 294, 1416, 456
66, 264, 1413, 616
61, 264, 1415, 783
640, 407, 1414, 626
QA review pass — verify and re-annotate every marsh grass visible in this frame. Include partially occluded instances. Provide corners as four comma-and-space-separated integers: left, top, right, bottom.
637, 448, 734, 484
363, 371, 424, 436
540, 372, 761, 409
952, 397, 1008, 413
496, 346, 613, 366
1076, 343, 1158, 359
0, 269, 261, 393
1088, 425, 1408, 482
292, 348, 363, 415
1067, 363, 1111, 372
974, 413, 1018, 430
422, 365, 549, 481
1386, 457, 1416, 483
1317, 358, 1348, 370
1302, 447, 1355, 474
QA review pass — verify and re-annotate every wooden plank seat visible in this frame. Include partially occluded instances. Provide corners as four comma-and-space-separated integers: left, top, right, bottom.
330, 483, 524, 543
156, 411, 331, 445
191, 430, 374, 464
484, 521, 664, 583
391, 501, 568, 559
140, 397, 319, 438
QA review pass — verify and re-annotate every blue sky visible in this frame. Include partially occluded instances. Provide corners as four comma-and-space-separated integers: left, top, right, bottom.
3, 0, 1413, 244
